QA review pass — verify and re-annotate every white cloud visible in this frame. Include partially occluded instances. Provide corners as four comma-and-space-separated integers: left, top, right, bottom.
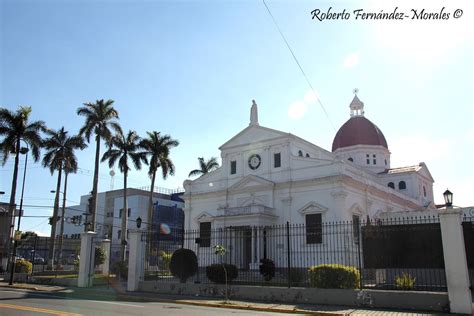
288, 101, 308, 120
288, 89, 320, 120
342, 51, 360, 69
389, 135, 450, 167
304, 90, 319, 104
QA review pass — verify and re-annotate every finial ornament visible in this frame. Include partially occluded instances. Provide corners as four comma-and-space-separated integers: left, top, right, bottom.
250, 99, 259, 126
353, 88, 359, 95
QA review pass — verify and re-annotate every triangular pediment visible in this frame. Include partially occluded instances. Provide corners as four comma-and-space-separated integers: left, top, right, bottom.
194, 211, 214, 223
219, 125, 288, 150
229, 175, 275, 192
349, 203, 363, 215
418, 162, 434, 182
297, 202, 328, 215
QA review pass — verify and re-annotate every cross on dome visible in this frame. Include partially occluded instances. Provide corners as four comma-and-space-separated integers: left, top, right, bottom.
350, 89, 364, 117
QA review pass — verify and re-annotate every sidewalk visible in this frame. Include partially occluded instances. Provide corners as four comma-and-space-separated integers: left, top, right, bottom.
0, 282, 449, 316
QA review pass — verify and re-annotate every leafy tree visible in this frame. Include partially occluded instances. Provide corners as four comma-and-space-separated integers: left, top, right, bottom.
42, 127, 86, 265
94, 246, 106, 267
101, 129, 146, 260
140, 131, 179, 232
0, 106, 45, 258
77, 99, 120, 231
188, 157, 219, 177
21, 231, 38, 239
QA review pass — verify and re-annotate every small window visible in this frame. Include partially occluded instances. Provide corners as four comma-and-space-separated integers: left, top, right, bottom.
384, 159, 387, 166
388, 182, 395, 189
230, 160, 236, 175
366, 154, 370, 164
399, 181, 406, 190
199, 222, 211, 247
306, 214, 322, 244
298, 150, 303, 157
305, 153, 310, 158
423, 186, 427, 197
119, 208, 131, 218
348, 157, 353, 162
117, 230, 121, 239
274, 153, 281, 168
373, 154, 376, 165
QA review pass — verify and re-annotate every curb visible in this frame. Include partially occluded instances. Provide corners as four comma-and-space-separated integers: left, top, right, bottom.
0, 284, 346, 315
116, 294, 347, 316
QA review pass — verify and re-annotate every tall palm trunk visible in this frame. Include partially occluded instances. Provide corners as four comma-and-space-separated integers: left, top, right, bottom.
147, 170, 157, 233
6, 140, 21, 265
120, 169, 128, 261
49, 166, 62, 266
91, 134, 101, 231
57, 172, 68, 265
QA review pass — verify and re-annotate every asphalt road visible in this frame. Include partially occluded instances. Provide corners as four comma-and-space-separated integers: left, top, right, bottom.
0, 289, 286, 316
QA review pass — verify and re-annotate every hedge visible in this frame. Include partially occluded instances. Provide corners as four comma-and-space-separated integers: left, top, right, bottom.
308, 264, 360, 289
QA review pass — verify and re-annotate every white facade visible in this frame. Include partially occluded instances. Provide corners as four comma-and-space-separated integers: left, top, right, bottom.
183, 96, 436, 269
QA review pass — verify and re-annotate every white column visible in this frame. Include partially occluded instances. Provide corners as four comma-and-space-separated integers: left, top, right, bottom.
127, 229, 145, 292
439, 209, 473, 315
78, 231, 97, 288
101, 239, 111, 276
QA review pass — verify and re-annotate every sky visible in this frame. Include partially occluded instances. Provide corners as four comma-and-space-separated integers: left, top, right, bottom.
1, 0, 473, 236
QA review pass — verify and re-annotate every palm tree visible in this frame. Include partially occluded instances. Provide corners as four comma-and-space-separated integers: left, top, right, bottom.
42, 127, 86, 266
188, 157, 219, 177
0, 106, 45, 259
57, 138, 84, 265
77, 99, 120, 232
140, 131, 179, 232
101, 130, 146, 260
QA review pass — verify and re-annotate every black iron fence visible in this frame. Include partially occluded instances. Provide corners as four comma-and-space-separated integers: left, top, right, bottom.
14, 236, 81, 273
144, 216, 456, 291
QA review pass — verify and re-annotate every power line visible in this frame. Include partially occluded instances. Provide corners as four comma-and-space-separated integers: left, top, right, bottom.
262, 0, 336, 131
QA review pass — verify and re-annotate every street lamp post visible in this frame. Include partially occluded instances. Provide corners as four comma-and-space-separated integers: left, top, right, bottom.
9, 144, 29, 285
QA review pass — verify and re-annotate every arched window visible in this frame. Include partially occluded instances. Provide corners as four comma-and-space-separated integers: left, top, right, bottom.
298, 150, 303, 157
423, 186, 427, 197
348, 157, 354, 162
388, 182, 394, 189
399, 181, 406, 190
306, 153, 310, 158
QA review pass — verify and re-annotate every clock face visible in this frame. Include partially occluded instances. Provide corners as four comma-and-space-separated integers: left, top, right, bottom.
248, 154, 261, 170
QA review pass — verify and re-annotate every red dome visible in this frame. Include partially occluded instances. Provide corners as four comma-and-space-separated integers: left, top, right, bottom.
332, 116, 388, 152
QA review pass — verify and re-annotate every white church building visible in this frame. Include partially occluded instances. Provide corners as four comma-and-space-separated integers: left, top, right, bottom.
182, 94, 435, 268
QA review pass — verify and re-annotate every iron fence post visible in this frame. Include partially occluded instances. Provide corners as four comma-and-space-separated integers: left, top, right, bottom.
286, 221, 291, 288
357, 220, 363, 289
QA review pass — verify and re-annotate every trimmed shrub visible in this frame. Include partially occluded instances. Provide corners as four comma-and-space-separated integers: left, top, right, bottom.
259, 258, 275, 281
159, 250, 172, 270
287, 267, 305, 286
111, 260, 128, 279
395, 272, 416, 290
308, 264, 360, 289
15, 259, 33, 274
169, 248, 198, 283
206, 264, 238, 284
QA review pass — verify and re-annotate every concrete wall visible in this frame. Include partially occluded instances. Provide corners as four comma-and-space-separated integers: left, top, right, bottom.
139, 282, 449, 312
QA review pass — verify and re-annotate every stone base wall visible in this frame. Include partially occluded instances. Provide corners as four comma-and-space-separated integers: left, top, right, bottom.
139, 281, 449, 312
